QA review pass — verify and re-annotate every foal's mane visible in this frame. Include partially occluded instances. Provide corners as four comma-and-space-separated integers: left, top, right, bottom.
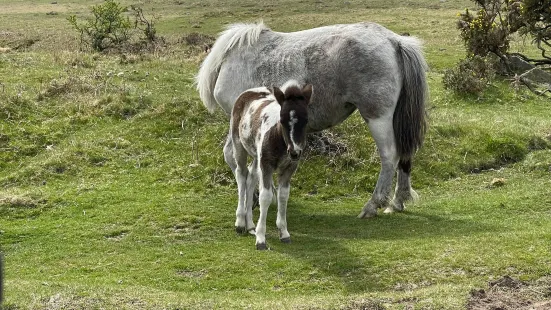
196, 22, 269, 113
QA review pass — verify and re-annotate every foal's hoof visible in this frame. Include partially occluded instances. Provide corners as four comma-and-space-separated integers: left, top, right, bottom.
280, 237, 291, 244
248, 228, 256, 235
256, 243, 269, 250
235, 226, 247, 234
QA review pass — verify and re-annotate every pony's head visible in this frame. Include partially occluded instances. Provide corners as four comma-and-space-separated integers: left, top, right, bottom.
272, 82, 313, 161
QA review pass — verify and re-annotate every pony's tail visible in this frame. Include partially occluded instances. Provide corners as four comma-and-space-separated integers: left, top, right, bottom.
196, 22, 267, 114
392, 36, 428, 160
196, 55, 220, 113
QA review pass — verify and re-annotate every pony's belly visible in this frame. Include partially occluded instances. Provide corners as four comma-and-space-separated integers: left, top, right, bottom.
307, 101, 356, 132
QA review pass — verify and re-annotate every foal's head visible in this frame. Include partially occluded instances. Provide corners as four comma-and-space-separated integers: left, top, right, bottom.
272, 82, 313, 161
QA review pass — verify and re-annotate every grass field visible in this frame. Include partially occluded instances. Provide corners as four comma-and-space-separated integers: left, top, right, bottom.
1, 0, 551, 309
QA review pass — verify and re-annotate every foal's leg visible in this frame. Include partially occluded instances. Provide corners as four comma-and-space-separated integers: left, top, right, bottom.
388, 159, 419, 213
276, 162, 298, 243
255, 164, 274, 250
232, 141, 249, 234
244, 158, 258, 233
358, 116, 399, 218
224, 133, 237, 174
225, 133, 263, 209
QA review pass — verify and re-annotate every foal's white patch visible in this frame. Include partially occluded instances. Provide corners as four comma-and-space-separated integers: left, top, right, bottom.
259, 101, 280, 135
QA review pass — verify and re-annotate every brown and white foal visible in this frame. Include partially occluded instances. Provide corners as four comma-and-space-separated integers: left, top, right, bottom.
229, 80, 312, 250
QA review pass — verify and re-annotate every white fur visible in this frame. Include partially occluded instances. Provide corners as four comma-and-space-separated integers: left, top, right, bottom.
196, 23, 268, 113
280, 80, 301, 93
276, 184, 290, 239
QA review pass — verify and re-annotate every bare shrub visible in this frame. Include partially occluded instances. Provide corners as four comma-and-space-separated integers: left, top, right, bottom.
443, 55, 497, 95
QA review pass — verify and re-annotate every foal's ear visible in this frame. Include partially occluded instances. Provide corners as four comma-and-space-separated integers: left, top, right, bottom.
271, 86, 285, 105
302, 84, 313, 104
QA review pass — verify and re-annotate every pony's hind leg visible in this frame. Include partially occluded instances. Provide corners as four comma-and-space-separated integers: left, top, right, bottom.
387, 159, 419, 213
358, 116, 399, 219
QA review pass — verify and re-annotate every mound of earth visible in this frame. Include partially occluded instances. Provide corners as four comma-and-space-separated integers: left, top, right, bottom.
467, 275, 551, 310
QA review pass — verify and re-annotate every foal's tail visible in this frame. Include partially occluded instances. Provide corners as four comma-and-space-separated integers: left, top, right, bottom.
392, 36, 428, 160
195, 22, 267, 113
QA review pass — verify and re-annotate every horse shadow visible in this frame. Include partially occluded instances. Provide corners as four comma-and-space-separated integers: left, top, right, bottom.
267, 202, 501, 294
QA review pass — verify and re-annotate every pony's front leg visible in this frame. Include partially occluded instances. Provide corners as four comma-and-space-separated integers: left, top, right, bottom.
256, 168, 274, 250
358, 117, 399, 218
388, 159, 419, 213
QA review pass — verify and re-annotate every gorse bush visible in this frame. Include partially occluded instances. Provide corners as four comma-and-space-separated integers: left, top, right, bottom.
446, 0, 551, 96
456, 4, 510, 60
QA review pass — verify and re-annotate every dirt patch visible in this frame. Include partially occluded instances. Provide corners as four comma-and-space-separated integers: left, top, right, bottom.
0, 195, 41, 208
340, 299, 386, 310
467, 275, 551, 310
41, 294, 104, 310
176, 269, 207, 278
38, 293, 150, 310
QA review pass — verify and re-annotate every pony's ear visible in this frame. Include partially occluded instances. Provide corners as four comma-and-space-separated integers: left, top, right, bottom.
302, 84, 313, 104
271, 86, 285, 105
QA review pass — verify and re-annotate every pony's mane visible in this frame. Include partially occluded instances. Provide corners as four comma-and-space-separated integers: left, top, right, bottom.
280, 80, 300, 94
196, 22, 269, 113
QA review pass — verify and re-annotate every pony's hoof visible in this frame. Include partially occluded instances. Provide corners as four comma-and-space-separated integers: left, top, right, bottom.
393, 203, 405, 212
235, 226, 247, 234
383, 207, 394, 214
410, 189, 420, 202
358, 209, 377, 219
256, 243, 269, 250
390, 199, 406, 212
247, 228, 256, 235
280, 237, 291, 244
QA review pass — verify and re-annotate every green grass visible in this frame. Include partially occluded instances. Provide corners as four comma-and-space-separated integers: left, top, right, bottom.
2, 0, 551, 309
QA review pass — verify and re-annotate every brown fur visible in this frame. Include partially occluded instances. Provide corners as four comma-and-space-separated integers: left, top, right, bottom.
260, 125, 286, 171
231, 90, 269, 139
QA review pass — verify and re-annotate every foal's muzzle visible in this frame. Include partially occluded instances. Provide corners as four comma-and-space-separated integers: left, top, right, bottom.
288, 150, 302, 161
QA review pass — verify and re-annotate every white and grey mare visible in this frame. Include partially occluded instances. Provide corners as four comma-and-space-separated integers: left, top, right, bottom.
230, 81, 312, 250
196, 22, 428, 219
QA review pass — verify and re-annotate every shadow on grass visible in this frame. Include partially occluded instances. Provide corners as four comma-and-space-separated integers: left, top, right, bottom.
269, 202, 501, 293
289, 207, 497, 241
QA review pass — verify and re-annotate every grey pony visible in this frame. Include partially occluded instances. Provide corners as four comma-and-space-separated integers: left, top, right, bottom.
196, 22, 428, 218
